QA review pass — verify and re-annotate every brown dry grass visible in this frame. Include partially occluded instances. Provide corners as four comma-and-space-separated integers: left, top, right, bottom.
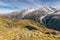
0, 16, 60, 40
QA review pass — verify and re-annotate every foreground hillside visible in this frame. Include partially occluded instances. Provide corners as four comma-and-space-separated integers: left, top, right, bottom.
0, 16, 60, 40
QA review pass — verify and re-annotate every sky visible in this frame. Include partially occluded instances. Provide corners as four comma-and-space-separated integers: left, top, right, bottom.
0, 0, 60, 14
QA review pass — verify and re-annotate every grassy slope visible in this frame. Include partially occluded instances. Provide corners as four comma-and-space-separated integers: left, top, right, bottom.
0, 16, 60, 40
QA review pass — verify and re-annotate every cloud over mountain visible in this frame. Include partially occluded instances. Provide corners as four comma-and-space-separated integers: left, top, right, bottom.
0, 0, 60, 13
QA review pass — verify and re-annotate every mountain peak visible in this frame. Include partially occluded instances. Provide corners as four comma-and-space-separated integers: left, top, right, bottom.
41, 6, 56, 12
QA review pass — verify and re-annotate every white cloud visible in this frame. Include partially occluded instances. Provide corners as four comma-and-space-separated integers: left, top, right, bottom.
0, 0, 46, 13
26, 0, 41, 7
0, 0, 60, 13
0, 9, 18, 14
0, 0, 42, 8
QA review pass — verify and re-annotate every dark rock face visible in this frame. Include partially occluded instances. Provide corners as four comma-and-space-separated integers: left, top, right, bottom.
42, 13, 60, 31
45, 32, 50, 34
25, 26, 38, 30
45, 32, 56, 35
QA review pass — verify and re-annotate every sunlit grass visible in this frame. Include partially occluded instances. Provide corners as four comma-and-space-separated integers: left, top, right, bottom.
0, 16, 60, 40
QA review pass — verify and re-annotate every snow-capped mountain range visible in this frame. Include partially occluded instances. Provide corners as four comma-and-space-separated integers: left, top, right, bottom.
2, 6, 60, 31
4, 6, 55, 19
